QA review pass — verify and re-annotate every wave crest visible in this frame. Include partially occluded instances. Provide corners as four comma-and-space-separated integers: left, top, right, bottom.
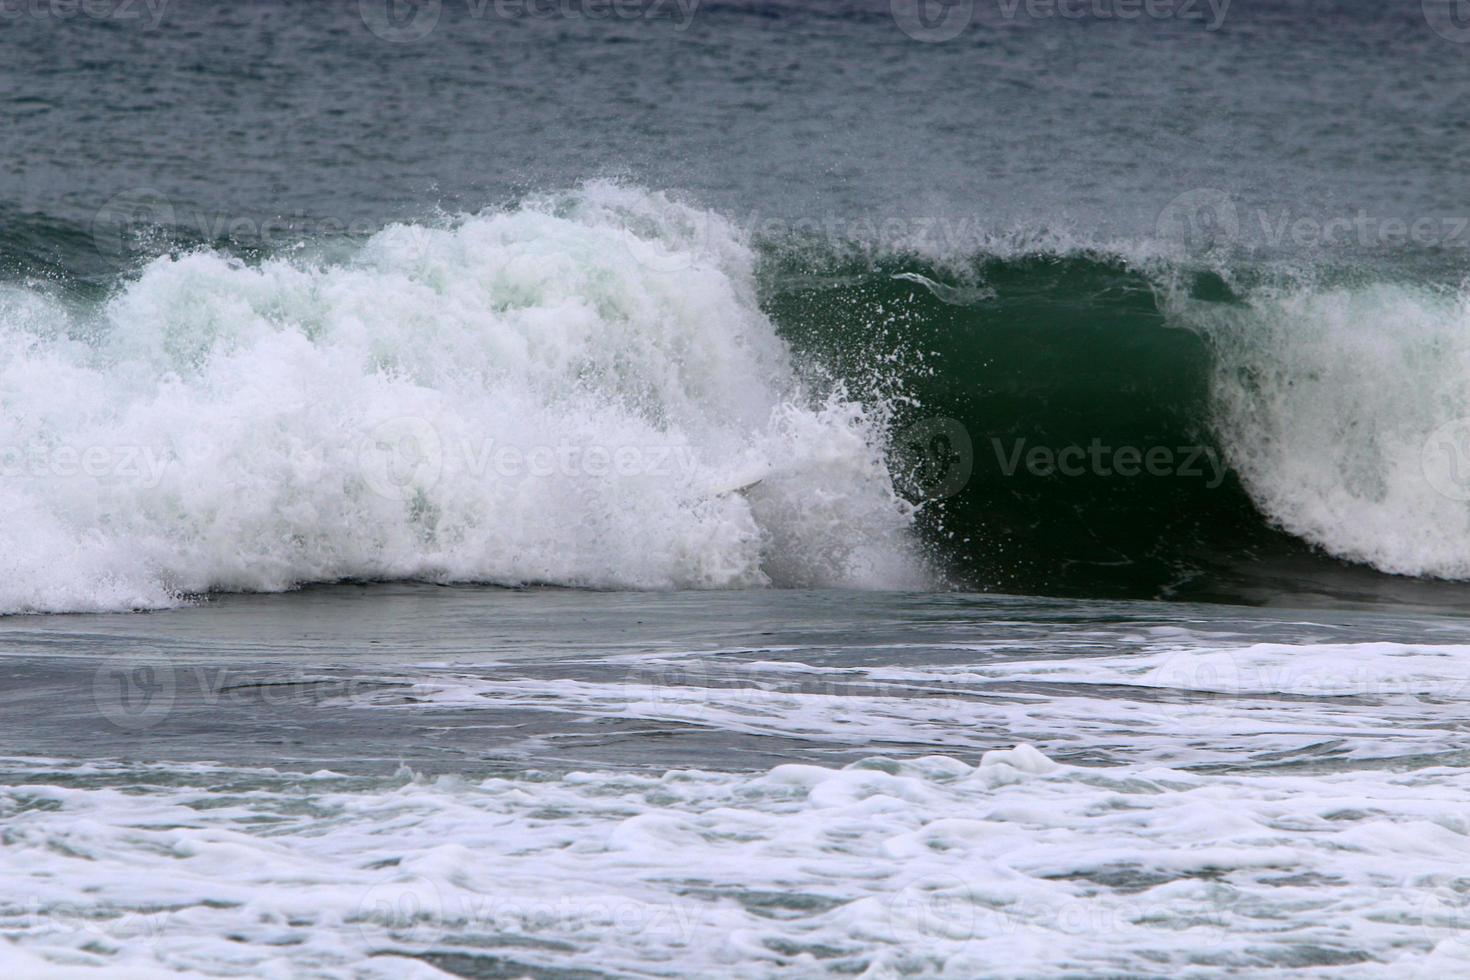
0, 183, 926, 612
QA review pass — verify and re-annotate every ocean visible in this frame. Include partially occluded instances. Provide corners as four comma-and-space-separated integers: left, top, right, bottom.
3, 0, 1470, 975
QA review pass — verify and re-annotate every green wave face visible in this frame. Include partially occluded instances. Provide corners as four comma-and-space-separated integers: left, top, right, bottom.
762, 246, 1470, 606
9, 189, 1470, 611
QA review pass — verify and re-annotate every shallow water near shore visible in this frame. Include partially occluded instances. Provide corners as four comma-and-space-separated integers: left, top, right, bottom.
4, 585, 1470, 975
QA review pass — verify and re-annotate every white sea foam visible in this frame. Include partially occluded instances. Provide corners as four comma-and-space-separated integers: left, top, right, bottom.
5, 595, 1470, 975
3, 747, 1469, 977
1181, 281, 1470, 580
0, 184, 924, 612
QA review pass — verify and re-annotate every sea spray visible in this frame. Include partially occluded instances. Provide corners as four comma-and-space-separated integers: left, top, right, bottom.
0, 184, 926, 612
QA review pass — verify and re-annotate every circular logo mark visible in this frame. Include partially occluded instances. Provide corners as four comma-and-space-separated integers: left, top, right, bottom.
622, 211, 723, 275
359, 417, 443, 502
1422, 418, 1470, 501
633, 661, 715, 705
1421, 890, 1470, 952
885, 874, 978, 941
893, 417, 974, 501
1146, 649, 1246, 702
1423, 0, 1470, 43
93, 188, 176, 265
92, 651, 176, 732
1156, 188, 1240, 253
356, 875, 447, 946
890, 0, 975, 42
360, 0, 442, 42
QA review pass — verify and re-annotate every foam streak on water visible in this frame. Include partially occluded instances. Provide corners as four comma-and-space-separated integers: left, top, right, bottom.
3, 589, 1470, 976
4, 749, 1467, 977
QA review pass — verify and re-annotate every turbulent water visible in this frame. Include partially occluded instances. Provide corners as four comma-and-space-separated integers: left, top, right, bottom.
8, 587, 1470, 976
6, 183, 1470, 610
5, 1, 1470, 976
0, 184, 929, 611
